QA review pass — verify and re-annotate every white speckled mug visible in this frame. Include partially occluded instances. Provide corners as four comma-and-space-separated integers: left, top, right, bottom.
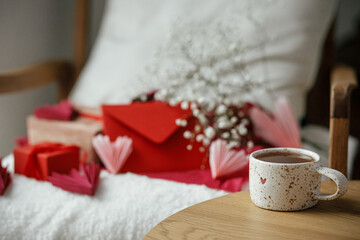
249, 148, 348, 211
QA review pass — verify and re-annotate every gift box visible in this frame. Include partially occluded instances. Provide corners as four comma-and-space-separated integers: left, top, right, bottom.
102, 101, 209, 173
14, 143, 80, 181
27, 105, 103, 163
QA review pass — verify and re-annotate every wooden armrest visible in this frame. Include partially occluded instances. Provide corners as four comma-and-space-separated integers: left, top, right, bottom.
329, 66, 358, 176
0, 60, 74, 99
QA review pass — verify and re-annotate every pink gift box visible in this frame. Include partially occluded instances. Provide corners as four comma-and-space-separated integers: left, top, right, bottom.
27, 106, 103, 163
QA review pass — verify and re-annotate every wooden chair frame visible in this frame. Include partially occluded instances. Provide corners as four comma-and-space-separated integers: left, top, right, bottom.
0, 0, 358, 177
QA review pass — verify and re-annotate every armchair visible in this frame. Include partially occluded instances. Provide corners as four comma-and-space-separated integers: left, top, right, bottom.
0, 0, 357, 176
0, 0, 358, 239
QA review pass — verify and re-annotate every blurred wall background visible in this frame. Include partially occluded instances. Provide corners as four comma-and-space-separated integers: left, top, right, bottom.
0, 0, 105, 155
0, 0, 359, 155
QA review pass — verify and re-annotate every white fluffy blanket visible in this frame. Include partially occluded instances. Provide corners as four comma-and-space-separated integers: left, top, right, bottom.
1, 125, 358, 239
0, 156, 226, 240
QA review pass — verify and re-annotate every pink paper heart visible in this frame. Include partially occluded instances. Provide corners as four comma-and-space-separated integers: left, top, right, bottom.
92, 135, 133, 174
249, 97, 301, 148
34, 100, 75, 121
209, 139, 249, 179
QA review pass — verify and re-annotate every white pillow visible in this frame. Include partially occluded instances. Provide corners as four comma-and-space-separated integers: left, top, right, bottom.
70, 0, 337, 118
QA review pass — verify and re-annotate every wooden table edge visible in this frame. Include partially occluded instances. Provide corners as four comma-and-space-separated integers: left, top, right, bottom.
144, 180, 360, 240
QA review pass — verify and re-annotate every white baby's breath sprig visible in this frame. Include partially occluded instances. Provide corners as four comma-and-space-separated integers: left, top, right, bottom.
174, 99, 256, 151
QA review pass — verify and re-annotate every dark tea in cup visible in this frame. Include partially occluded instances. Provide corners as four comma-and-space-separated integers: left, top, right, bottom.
256, 152, 315, 164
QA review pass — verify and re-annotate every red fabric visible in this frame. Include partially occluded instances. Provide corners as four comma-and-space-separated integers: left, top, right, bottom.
14, 143, 80, 181
144, 164, 249, 192
48, 163, 100, 196
0, 158, 11, 196
102, 101, 208, 173
143, 145, 265, 192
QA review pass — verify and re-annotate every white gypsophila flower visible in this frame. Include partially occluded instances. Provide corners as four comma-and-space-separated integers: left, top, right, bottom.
204, 127, 216, 140
222, 132, 231, 139
134, 0, 278, 150
196, 134, 204, 142
181, 101, 189, 110
215, 104, 228, 115
138, 0, 271, 107
183, 131, 193, 139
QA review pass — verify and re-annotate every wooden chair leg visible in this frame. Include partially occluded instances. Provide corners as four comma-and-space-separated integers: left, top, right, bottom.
329, 66, 357, 177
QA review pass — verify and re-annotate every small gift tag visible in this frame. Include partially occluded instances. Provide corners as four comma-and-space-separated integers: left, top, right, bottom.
48, 163, 100, 196
209, 139, 249, 179
92, 135, 133, 174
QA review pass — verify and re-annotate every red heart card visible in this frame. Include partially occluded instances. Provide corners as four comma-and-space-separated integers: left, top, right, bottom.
48, 163, 100, 196
0, 158, 11, 196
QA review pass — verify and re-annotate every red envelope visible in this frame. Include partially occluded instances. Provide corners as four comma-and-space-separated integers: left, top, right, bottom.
102, 101, 209, 173
14, 143, 80, 181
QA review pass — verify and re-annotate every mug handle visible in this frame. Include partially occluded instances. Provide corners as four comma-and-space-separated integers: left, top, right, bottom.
314, 167, 348, 201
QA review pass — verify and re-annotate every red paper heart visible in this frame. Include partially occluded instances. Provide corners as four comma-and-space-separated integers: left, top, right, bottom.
48, 163, 100, 196
0, 158, 11, 196
260, 177, 266, 184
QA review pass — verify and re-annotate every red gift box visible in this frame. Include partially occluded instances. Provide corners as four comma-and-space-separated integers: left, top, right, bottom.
102, 101, 209, 173
13, 143, 80, 181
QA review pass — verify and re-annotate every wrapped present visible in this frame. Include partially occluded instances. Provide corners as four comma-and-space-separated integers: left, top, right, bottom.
13, 142, 80, 181
102, 101, 208, 173
27, 105, 102, 163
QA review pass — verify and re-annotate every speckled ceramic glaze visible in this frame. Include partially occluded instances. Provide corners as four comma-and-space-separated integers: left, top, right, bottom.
249, 148, 348, 211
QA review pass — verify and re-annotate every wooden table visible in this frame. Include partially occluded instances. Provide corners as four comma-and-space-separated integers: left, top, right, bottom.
145, 181, 360, 240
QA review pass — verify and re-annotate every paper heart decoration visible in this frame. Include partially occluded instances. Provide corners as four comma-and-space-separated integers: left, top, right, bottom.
249, 97, 301, 148
34, 100, 75, 121
209, 139, 249, 179
48, 163, 100, 196
92, 135, 133, 174
0, 158, 12, 196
